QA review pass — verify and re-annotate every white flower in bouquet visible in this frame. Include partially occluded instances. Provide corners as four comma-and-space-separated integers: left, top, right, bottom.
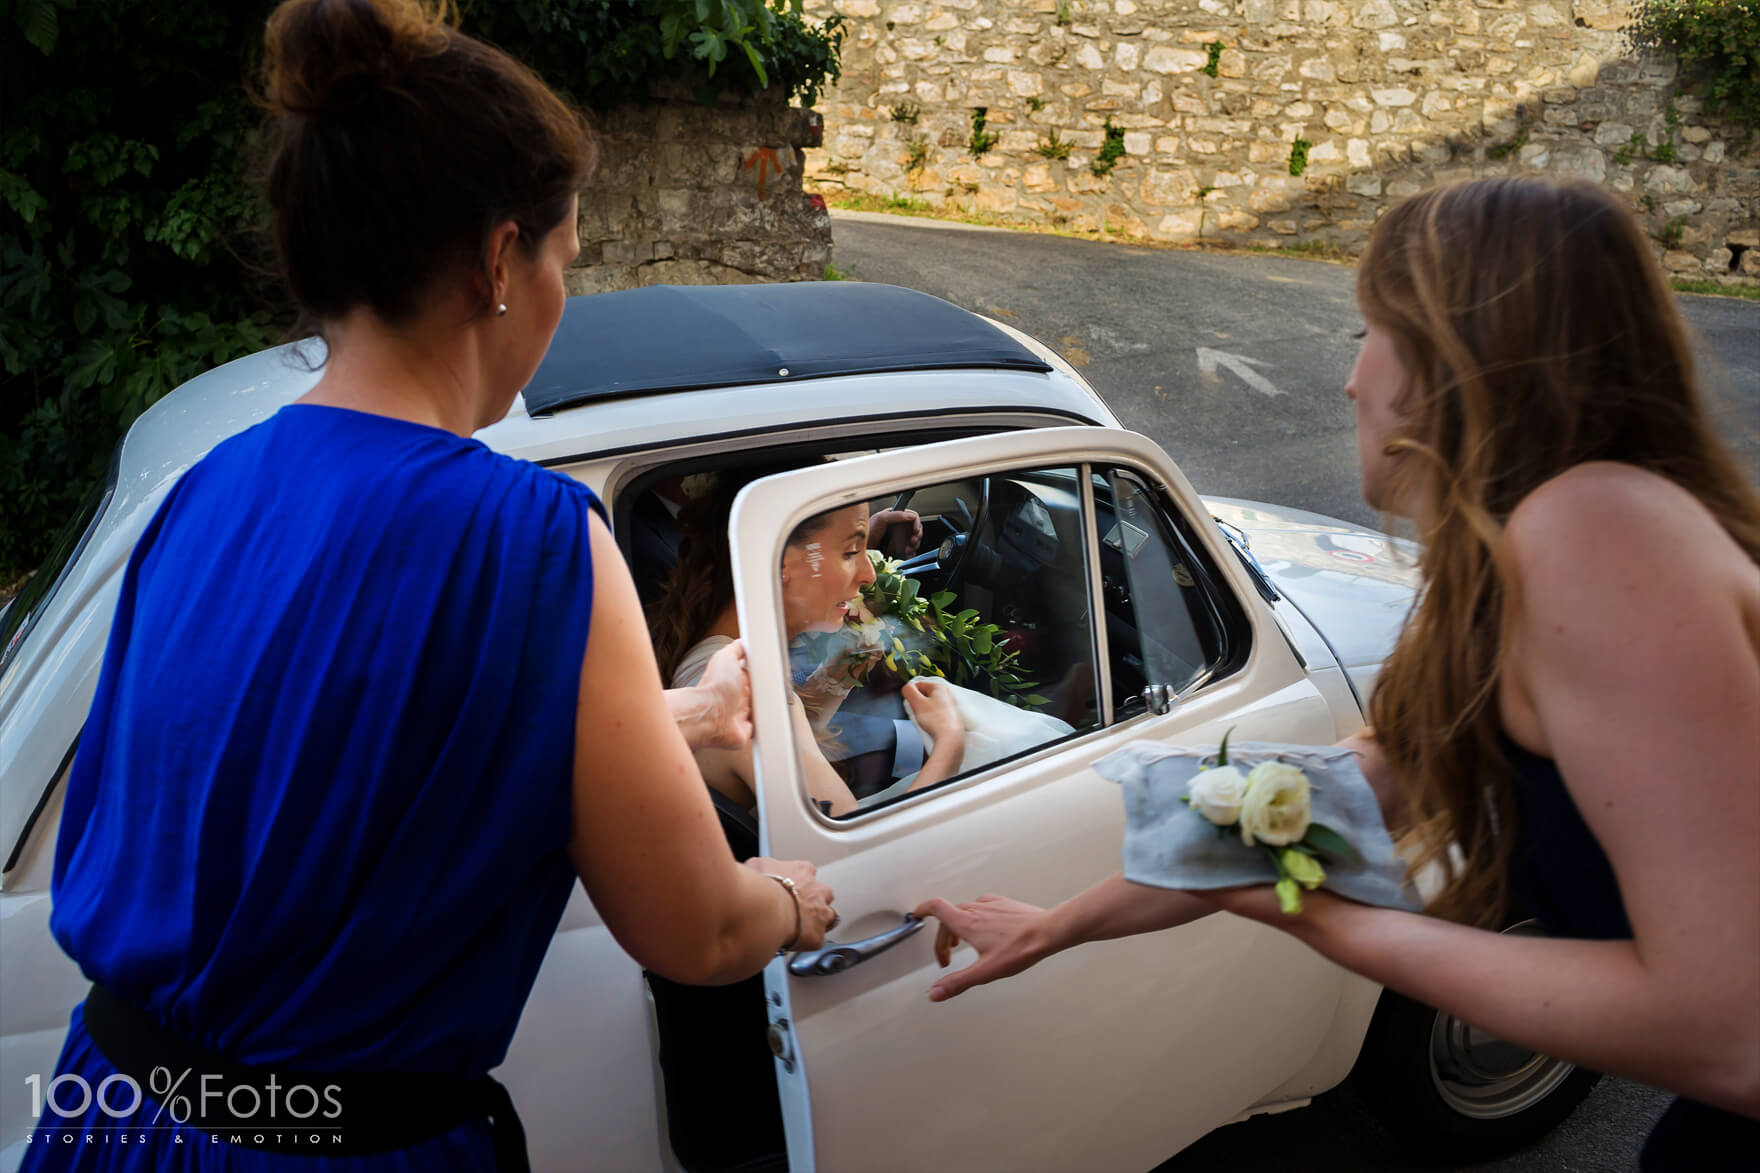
1238, 761, 1312, 847
1187, 766, 1249, 826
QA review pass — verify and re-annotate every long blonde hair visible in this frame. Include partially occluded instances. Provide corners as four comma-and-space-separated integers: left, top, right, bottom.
1360, 178, 1760, 927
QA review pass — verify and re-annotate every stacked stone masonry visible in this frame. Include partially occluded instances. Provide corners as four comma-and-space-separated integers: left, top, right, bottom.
802, 0, 1758, 281
570, 86, 834, 294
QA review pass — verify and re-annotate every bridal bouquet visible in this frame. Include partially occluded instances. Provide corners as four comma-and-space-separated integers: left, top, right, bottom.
1183, 731, 1356, 914
1094, 735, 1420, 915
791, 550, 1048, 710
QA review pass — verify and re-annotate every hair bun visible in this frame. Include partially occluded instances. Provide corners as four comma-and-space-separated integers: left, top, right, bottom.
264, 0, 451, 116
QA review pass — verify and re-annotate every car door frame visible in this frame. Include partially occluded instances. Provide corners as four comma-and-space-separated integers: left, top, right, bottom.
729, 426, 1378, 1173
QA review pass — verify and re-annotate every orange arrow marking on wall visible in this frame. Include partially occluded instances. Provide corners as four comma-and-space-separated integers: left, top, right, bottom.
744, 147, 782, 199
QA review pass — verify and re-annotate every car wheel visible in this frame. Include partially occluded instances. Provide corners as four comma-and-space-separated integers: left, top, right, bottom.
1350, 919, 1601, 1162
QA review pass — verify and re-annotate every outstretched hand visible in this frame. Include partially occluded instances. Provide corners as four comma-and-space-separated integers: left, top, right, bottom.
911, 893, 1052, 1002
690, 638, 753, 750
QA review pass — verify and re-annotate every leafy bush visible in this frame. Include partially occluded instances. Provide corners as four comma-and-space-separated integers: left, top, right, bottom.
0, 0, 844, 585
1630, 0, 1760, 128
464, 0, 846, 109
1, 2, 280, 585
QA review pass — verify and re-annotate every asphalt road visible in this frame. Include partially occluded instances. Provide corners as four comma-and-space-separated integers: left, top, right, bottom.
828, 209, 1760, 1173
830, 210, 1760, 539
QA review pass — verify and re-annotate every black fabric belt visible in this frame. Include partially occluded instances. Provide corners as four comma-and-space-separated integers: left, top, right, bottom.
80, 983, 529, 1170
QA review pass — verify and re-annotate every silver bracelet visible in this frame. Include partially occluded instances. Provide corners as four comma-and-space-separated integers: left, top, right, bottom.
762, 872, 803, 953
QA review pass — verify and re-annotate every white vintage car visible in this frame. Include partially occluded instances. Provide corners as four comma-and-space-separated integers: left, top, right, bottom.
0, 282, 1594, 1172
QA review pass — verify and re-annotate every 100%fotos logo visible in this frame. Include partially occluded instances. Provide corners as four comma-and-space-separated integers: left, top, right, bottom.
26, 1067, 342, 1123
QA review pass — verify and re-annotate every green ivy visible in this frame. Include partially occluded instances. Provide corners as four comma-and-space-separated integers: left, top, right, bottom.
1630, 0, 1760, 129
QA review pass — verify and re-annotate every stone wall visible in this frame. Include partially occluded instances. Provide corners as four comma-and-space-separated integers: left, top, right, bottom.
802, 0, 1758, 282
570, 86, 834, 294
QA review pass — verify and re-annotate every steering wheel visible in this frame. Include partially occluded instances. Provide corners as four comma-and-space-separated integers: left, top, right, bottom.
887, 480, 989, 588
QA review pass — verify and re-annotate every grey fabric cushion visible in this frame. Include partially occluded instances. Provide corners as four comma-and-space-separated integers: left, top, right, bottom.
1093, 741, 1421, 910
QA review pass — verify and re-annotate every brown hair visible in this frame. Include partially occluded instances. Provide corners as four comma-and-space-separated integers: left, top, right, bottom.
648, 460, 832, 682
258, 0, 595, 337
1360, 177, 1760, 927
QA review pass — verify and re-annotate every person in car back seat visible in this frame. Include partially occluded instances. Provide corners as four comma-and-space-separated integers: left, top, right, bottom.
650, 464, 969, 818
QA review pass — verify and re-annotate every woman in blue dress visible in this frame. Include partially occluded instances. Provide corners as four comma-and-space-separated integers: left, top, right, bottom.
915, 178, 1760, 1169
23, 1, 833, 1168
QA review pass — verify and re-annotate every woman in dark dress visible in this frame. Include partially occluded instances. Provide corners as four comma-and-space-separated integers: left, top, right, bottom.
24, 1, 832, 1169
914, 178, 1760, 1168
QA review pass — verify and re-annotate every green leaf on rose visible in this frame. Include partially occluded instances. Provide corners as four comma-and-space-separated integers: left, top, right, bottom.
1303, 822, 1356, 860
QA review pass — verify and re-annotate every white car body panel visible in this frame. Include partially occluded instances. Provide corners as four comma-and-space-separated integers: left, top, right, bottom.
729, 430, 1380, 1172
0, 328, 1414, 1171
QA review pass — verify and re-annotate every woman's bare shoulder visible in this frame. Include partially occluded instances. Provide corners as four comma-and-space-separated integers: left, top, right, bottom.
1505, 461, 1747, 583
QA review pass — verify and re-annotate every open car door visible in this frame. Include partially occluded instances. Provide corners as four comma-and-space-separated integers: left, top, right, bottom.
728, 427, 1379, 1172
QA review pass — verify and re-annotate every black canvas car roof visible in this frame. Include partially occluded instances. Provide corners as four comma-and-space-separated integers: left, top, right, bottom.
521, 281, 1053, 416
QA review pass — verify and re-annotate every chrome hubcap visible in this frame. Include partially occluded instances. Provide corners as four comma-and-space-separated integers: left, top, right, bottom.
1426, 920, 1578, 1119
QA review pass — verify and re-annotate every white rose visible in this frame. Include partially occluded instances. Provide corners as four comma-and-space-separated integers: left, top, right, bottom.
1239, 761, 1312, 847
1187, 766, 1249, 826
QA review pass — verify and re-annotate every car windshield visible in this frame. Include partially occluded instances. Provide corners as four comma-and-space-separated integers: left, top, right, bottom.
1, 462, 116, 678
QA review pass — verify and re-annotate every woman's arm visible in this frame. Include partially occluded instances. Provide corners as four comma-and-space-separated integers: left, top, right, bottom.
914, 876, 1213, 1001
569, 512, 835, 984
1211, 468, 1760, 1114
665, 639, 752, 750
788, 697, 861, 815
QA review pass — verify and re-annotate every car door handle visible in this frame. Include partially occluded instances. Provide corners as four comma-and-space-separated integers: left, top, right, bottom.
787, 914, 926, 976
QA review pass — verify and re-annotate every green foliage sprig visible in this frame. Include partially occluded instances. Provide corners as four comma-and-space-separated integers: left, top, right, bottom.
796, 551, 1047, 708
1202, 41, 1225, 79
968, 107, 1000, 156
1090, 116, 1127, 176
1629, 0, 1760, 129
1036, 129, 1073, 160
1287, 136, 1312, 176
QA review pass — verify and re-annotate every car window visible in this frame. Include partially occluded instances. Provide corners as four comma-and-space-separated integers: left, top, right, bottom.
1094, 467, 1244, 722
786, 465, 1102, 817
780, 463, 1248, 819
1, 458, 117, 677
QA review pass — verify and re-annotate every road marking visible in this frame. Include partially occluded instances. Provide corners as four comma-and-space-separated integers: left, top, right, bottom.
1089, 324, 1151, 354
1196, 347, 1283, 397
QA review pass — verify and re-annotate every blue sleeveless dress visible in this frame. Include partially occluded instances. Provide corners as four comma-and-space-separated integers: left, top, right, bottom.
1504, 738, 1760, 1172
23, 404, 601, 1170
